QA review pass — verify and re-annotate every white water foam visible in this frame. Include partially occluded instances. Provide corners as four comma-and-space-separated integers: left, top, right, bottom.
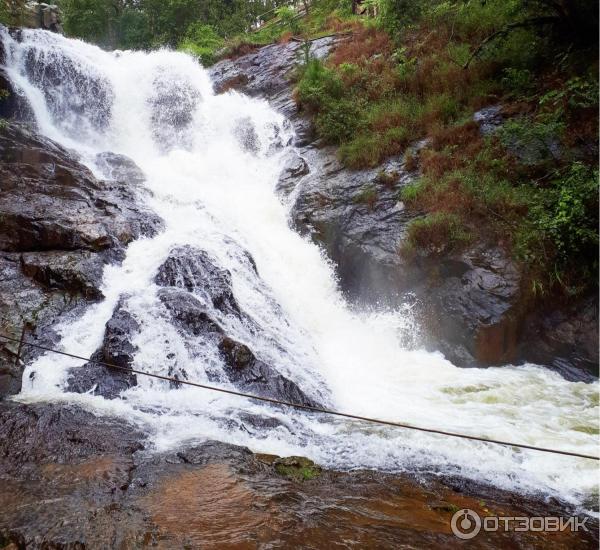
1, 27, 598, 510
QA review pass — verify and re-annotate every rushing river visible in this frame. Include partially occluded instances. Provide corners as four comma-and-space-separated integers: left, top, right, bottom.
1, 28, 597, 511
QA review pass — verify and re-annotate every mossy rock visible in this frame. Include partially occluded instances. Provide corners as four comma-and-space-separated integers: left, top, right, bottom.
273, 456, 322, 482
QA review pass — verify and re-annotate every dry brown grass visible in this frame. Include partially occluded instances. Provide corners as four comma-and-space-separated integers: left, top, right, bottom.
330, 26, 393, 67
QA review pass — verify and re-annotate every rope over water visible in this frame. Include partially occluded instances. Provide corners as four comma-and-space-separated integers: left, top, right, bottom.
1, 332, 597, 461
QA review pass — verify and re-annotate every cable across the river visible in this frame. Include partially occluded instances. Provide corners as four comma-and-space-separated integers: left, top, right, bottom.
1, 332, 597, 461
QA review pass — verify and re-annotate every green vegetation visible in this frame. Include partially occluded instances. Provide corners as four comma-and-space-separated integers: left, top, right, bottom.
273, 456, 322, 481
292, 0, 598, 296
50, 1, 300, 58
4, 0, 598, 297
179, 23, 224, 65
402, 212, 472, 258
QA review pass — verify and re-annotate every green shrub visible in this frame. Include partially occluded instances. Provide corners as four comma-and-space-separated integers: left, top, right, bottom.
530, 162, 598, 267
178, 24, 224, 66
276, 6, 301, 35
316, 99, 363, 143
296, 58, 344, 111
339, 134, 383, 168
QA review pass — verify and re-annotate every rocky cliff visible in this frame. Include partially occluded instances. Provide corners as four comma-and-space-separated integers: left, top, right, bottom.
210, 37, 598, 378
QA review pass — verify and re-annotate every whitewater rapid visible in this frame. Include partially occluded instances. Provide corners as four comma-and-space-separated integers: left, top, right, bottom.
2, 28, 598, 510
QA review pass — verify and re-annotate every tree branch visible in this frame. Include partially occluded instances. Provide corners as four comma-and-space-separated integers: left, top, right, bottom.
463, 16, 559, 69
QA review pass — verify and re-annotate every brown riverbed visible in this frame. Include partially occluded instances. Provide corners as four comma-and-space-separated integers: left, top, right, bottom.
0, 402, 596, 549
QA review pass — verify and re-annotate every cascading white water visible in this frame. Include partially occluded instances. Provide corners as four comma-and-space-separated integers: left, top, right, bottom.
2, 28, 598, 510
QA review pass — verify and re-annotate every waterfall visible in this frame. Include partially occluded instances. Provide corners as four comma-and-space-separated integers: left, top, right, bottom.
1, 27, 597, 510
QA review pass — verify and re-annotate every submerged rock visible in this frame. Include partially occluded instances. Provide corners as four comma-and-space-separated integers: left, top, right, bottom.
0, 401, 596, 549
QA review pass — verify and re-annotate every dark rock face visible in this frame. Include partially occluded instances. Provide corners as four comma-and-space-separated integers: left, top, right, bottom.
0, 69, 35, 122
522, 295, 599, 380
0, 124, 161, 253
0, 401, 596, 549
20, 250, 105, 300
159, 287, 224, 337
420, 247, 523, 367
218, 336, 319, 408
66, 300, 139, 398
155, 245, 240, 314
291, 147, 421, 306
0, 123, 162, 398
155, 246, 320, 407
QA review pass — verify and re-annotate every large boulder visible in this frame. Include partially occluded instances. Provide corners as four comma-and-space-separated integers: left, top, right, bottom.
154, 246, 320, 407
155, 245, 240, 314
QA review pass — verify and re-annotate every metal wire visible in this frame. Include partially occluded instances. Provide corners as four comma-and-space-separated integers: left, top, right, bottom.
1, 332, 597, 461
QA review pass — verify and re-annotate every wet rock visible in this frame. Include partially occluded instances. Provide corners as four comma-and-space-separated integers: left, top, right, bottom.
95, 151, 146, 184
0, 252, 91, 397
66, 355, 137, 399
0, 123, 161, 398
0, 123, 161, 253
0, 69, 34, 122
291, 148, 420, 306
20, 250, 105, 300
0, 401, 152, 548
522, 295, 599, 380
158, 288, 224, 337
276, 149, 309, 198
173, 441, 254, 467
0, 401, 597, 549
0, 401, 143, 470
218, 335, 319, 408
103, 302, 140, 368
421, 247, 522, 366
66, 300, 139, 398
155, 245, 240, 314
